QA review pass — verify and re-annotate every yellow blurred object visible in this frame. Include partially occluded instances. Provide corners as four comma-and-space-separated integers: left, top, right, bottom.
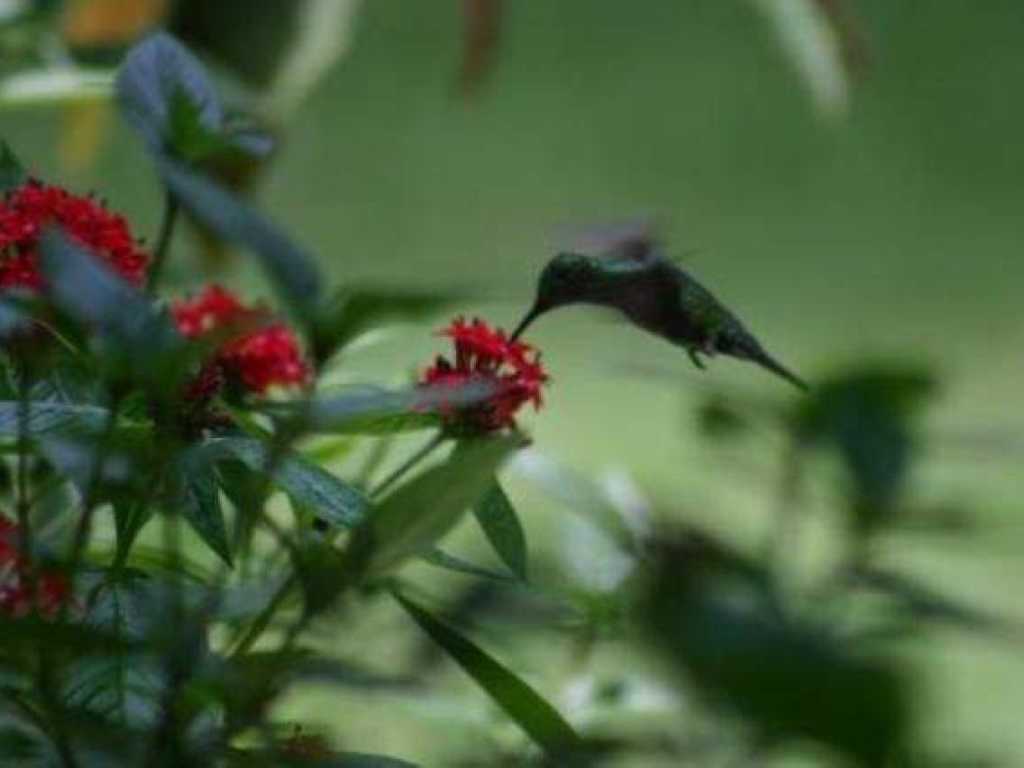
59, 101, 111, 172
61, 0, 168, 47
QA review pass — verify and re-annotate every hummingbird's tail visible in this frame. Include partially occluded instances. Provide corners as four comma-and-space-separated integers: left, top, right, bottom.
726, 333, 808, 392
750, 348, 809, 392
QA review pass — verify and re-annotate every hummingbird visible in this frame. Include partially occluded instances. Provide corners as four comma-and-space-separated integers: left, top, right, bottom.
510, 237, 808, 391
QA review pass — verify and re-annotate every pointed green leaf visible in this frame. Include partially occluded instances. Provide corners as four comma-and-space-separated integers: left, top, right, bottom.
174, 447, 232, 565
322, 756, 419, 768
113, 501, 153, 566
167, 87, 272, 165
0, 401, 110, 436
0, 140, 25, 193
265, 380, 497, 436
393, 590, 584, 758
421, 548, 516, 583
38, 228, 186, 390
847, 566, 1018, 640
349, 438, 517, 578
234, 751, 419, 768
643, 533, 909, 767
116, 31, 222, 154
202, 437, 367, 529
156, 156, 323, 322
473, 481, 527, 580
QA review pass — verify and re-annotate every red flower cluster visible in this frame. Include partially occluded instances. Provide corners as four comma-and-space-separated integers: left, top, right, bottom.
422, 317, 547, 433
0, 518, 69, 617
172, 284, 311, 396
0, 180, 149, 290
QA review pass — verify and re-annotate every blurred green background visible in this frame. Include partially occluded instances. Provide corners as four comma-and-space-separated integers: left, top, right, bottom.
3, 1, 1023, 763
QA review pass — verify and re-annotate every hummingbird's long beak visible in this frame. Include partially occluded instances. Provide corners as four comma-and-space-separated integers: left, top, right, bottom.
509, 303, 543, 342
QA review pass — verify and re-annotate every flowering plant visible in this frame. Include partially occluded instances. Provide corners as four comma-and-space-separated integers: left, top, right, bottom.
0, 27, 997, 768
0, 32, 568, 768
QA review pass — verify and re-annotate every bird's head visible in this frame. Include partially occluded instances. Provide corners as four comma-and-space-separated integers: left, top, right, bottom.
510, 252, 602, 339
535, 251, 603, 310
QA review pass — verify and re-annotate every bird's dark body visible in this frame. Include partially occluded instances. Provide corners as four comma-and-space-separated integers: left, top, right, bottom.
515, 247, 808, 391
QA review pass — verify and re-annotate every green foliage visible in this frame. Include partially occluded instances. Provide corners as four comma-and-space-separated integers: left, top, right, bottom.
348, 438, 516, 579
792, 365, 936, 533
0, 140, 25, 192
393, 590, 586, 761
157, 155, 323, 324
0, 23, 1008, 768
201, 436, 368, 529
642, 533, 909, 767
116, 31, 269, 164
267, 380, 498, 436
173, 445, 233, 565
472, 481, 528, 581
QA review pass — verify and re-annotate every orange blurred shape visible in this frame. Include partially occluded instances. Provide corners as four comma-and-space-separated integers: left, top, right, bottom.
62, 0, 169, 47
59, 101, 111, 172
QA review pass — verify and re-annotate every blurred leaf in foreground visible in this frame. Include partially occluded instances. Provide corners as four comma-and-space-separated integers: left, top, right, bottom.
116, 30, 270, 164
156, 156, 323, 325
642, 530, 910, 767
792, 364, 936, 533
39, 227, 186, 393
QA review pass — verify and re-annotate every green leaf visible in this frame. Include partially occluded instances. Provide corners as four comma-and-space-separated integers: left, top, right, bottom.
393, 590, 584, 759
113, 501, 154, 566
321, 756, 419, 768
473, 481, 527, 580
234, 750, 419, 768
173, 446, 233, 565
167, 87, 272, 165
313, 286, 464, 364
116, 31, 222, 154
202, 437, 367, 529
38, 228, 186, 390
421, 548, 516, 583
643, 532, 909, 767
37, 425, 158, 500
847, 566, 1018, 640
156, 156, 323, 322
349, 437, 517, 579
0, 297, 29, 339
266, 380, 497, 436
0, 401, 110, 437
0, 140, 25, 193
793, 365, 935, 533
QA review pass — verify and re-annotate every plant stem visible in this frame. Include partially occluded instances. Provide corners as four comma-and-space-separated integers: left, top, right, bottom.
63, 397, 121, 590
15, 369, 79, 766
370, 432, 446, 498
231, 432, 446, 659
15, 364, 33, 577
146, 189, 180, 295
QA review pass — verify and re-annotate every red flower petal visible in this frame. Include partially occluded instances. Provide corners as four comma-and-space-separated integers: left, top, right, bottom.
172, 285, 311, 396
421, 316, 548, 433
0, 180, 150, 289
